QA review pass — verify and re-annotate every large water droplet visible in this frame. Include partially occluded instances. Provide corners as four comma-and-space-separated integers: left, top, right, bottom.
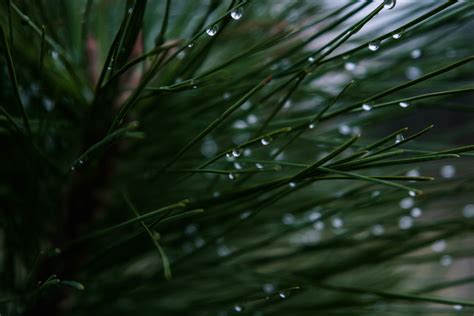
230, 7, 244, 20
399, 216, 413, 230
395, 133, 404, 144
440, 165, 456, 178
362, 103, 372, 111
232, 148, 243, 158
383, 0, 396, 10
392, 31, 402, 39
368, 41, 381, 52
462, 204, 474, 218
261, 137, 272, 146
431, 239, 446, 253
371, 224, 385, 236
400, 197, 414, 209
399, 101, 409, 108
410, 207, 422, 218
206, 25, 218, 36
410, 49, 422, 59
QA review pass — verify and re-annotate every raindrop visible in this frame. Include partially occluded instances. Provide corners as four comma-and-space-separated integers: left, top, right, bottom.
243, 148, 252, 157
406, 169, 420, 177
232, 120, 248, 129
371, 224, 385, 236
228, 173, 238, 180
289, 182, 297, 188
233, 305, 243, 312
331, 217, 344, 229
51, 50, 59, 60
241, 101, 252, 111
410, 207, 422, 218
279, 292, 287, 299
313, 221, 325, 231
226, 152, 233, 158
206, 25, 218, 36
263, 283, 275, 294
255, 163, 264, 169
217, 245, 231, 257
344, 62, 356, 71
187, 43, 194, 48
240, 211, 252, 220
410, 49, 422, 59
230, 7, 244, 20
339, 124, 351, 135
431, 239, 446, 253
399, 101, 409, 108
308, 123, 316, 129
440, 165, 456, 178
261, 137, 272, 146
368, 41, 381, 52
383, 0, 396, 10
453, 304, 463, 311
395, 133, 404, 144
177, 51, 186, 59
462, 204, 474, 218
282, 213, 295, 225
392, 31, 402, 39
308, 211, 321, 222
399, 197, 414, 209
283, 100, 292, 109
362, 103, 372, 111
232, 148, 243, 158
408, 191, 417, 197
399, 216, 413, 230
308, 56, 315, 63
223, 92, 231, 100
440, 254, 453, 267
233, 162, 242, 170
246, 114, 258, 125
406, 66, 422, 80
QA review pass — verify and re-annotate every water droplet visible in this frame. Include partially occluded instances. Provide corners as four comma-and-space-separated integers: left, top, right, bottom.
406, 66, 422, 80
440, 165, 456, 178
368, 41, 381, 52
177, 51, 186, 59
107, 66, 112, 71
230, 7, 244, 20
185, 224, 198, 235
206, 25, 218, 36
440, 254, 453, 267
54, 248, 62, 255
453, 304, 463, 311
279, 292, 287, 299
263, 283, 275, 294
217, 245, 231, 257
233, 162, 243, 170
243, 148, 252, 157
372, 190, 381, 198
194, 237, 205, 248
399, 216, 413, 230
392, 31, 402, 39
339, 124, 351, 135
232, 120, 248, 129
261, 137, 272, 146
331, 217, 344, 229
70, 166, 76, 172
226, 152, 233, 158
371, 224, 385, 236
462, 204, 474, 218
283, 100, 292, 109
282, 213, 295, 225
431, 239, 446, 253
399, 101, 409, 108
187, 43, 194, 48
410, 49, 422, 59
240, 211, 252, 220
308, 123, 316, 129
232, 148, 243, 158
308, 211, 321, 222
228, 173, 238, 180
383, 0, 396, 10
128, 8, 133, 14
395, 133, 404, 144
362, 103, 372, 111
246, 114, 258, 125
408, 190, 417, 197
308, 56, 315, 63
410, 207, 422, 218
288, 182, 296, 188
51, 50, 59, 60
344, 62, 356, 71
399, 197, 414, 209
313, 221, 325, 231
406, 169, 420, 177
255, 163, 264, 169
234, 305, 243, 312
